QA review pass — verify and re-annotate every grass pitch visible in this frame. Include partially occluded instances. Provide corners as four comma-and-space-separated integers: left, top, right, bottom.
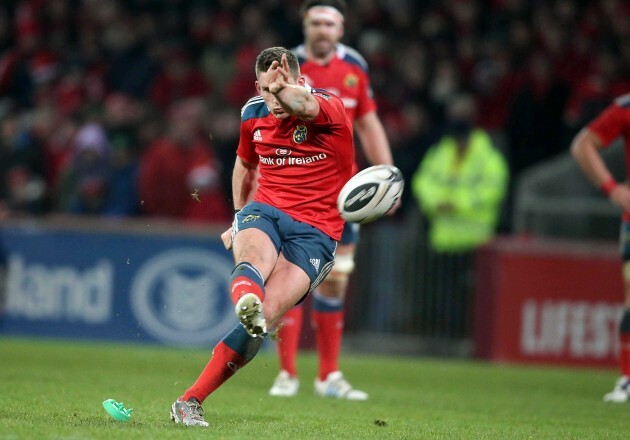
1, 337, 628, 439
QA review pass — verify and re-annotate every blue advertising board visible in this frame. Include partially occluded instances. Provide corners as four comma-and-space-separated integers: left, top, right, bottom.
0, 223, 241, 347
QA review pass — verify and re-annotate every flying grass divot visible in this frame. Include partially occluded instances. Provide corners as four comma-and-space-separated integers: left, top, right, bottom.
102, 399, 133, 422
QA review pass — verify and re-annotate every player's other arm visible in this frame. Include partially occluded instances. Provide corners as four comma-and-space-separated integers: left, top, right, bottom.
232, 156, 258, 211
355, 111, 393, 166
571, 128, 630, 211
221, 156, 258, 250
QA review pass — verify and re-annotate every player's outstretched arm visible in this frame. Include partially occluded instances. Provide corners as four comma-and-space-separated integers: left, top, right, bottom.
268, 54, 319, 121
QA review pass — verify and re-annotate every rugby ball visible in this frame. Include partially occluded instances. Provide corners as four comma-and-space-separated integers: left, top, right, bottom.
337, 165, 404, 224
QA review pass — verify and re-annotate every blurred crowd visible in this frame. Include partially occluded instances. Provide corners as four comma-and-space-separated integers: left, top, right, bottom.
0, 0, 628, 226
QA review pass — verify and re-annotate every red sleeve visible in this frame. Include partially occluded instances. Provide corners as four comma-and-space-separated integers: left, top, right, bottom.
149, 75, 171, 111
311, 93, 348, 127
588, 104, 627, 147
236, 119, 259, 164
354, 68, 377, 119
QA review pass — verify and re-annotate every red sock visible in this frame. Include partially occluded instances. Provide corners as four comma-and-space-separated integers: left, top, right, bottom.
312, 309, 344, 381
230, 262, 265, 305
276, 306, 303, 376
183, 341, 248, 404
621, 333, 630, 377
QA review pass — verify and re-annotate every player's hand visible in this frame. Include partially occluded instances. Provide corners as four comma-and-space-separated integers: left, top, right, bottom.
386, 198, 402, 216
221, 227, 233, 250
609, 184, 630, 212
268, 54, 292, 94
436, 202, 455, 214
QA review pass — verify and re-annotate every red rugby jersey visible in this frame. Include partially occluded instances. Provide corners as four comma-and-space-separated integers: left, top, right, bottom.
236, 87, 354, 240
588, 93, 630, 220
294, 44, 377, 122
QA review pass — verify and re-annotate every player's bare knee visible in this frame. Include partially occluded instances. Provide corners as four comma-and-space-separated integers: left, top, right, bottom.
318, 272, 347, 298
315, 251, 354, 298
333, 252, 355, 274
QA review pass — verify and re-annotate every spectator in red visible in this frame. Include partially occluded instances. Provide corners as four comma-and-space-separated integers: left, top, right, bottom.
149, 48, 211, 112
564, 51, 630, 131
0, 111, 47, 218
53, 63, 86, 117
138, 99, 230, 223
0, 0, 60, 109
225, 30, 279, 107
31, 103, 77, 191
55, 121, 112, 214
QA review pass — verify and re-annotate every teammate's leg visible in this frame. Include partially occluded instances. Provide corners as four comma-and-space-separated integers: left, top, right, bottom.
277, 307, 303, 376
270, 211, 340, 397
270, 305, 303, 396
271, 250, 351, 398
311, 242, 367, 400
605, 221, 630, 403
312, 244, 353, 380
308, 220, 365, 399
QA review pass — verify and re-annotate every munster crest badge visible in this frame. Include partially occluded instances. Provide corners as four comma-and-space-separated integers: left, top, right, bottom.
293, 125, 307, 144
344, 73, 358, 88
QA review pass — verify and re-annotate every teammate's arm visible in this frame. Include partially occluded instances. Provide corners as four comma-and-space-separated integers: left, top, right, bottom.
268, 54, 320, 121
571, 128, 613, 187
354, 111, 393, 166
355, 111, 400, 214
571, 128, 630, 212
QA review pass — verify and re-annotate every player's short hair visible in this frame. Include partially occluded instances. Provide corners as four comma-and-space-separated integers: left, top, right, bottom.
300, 0, 347, 18
255, 47, 301, 79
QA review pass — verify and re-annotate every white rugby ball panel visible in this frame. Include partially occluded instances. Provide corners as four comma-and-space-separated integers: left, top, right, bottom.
337, 165, 404, 224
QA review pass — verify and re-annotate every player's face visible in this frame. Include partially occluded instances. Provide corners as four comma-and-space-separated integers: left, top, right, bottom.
256, 71, 295, 120
303, 18, 343, 58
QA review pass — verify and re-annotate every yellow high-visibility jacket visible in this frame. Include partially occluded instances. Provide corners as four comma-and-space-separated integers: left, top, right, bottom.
412, 129, 508, 252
